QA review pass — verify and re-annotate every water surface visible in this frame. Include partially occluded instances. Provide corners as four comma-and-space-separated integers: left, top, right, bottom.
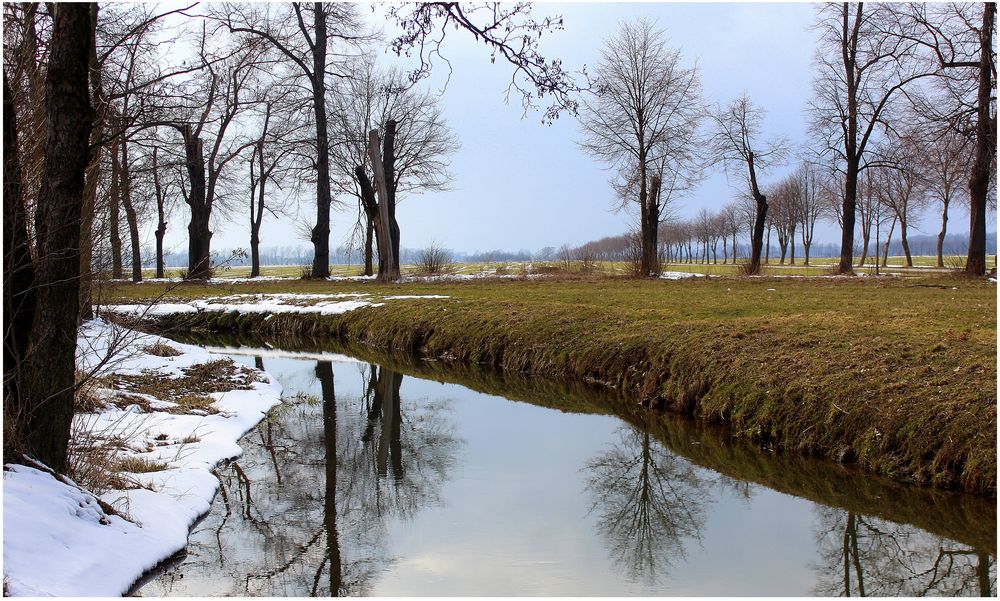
135, 342, 996, 596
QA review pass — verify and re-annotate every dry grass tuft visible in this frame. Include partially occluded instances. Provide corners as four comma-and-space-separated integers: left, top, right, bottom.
103, 359, 260, 412
169, 394, 217, 413
143, 341, 182, 357
110, 455, 168, 473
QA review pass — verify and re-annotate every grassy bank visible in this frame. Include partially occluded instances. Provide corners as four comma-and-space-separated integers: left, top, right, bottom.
160, 328, 999, 553
104, 273, 997, 495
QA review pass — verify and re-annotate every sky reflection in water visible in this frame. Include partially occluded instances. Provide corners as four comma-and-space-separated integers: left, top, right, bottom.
137, 352, 995, 597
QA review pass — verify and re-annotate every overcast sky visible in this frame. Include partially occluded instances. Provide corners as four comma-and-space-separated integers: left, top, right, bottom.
159, 2, 979, 257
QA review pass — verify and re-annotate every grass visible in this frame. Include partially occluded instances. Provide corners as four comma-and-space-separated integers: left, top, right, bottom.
99, 359, 260, 413
142, 341, 182, 357
103, 270, 997, 495
109, 455, 168, 474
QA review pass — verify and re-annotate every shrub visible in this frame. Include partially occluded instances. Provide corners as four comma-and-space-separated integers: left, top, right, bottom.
624, 231, 644, 277
417, 242, 455, 275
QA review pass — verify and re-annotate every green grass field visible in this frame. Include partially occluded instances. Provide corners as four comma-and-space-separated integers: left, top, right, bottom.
105, 269, 997, 495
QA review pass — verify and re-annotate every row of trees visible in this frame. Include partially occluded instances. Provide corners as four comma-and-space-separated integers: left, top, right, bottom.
2, 2, 578, 472
580, 5, 995, 277
576, 135, 980, 272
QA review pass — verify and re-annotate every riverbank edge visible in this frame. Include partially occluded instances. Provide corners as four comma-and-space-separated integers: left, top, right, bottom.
189, 334, 996, 553
126, 303, 996, 497
2, 321, 283, 597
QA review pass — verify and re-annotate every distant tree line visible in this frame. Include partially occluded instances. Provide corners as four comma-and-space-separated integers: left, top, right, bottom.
578, 5, 995, 276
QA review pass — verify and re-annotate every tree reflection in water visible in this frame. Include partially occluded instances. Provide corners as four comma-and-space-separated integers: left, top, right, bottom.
138, 350, 995, 597
583, 425, 713, 584
812, 507, 995, 597
584, 423, 996, 596
141, 358, 460, 597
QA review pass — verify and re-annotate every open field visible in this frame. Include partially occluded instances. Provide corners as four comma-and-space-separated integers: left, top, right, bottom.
138, 254, 995, 281
104, 271, 997, 495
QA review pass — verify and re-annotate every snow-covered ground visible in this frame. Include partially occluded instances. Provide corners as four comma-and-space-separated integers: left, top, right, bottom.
3, 320, 283, 597
102, 291, 450, 319
659, 271, 707, 280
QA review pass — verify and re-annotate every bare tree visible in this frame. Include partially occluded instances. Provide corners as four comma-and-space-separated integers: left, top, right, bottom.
896, 2, 996, 276
222, 3, 367, 279
707, 93, 787, 274
329, 60, 459, 278
5, 4, 93, 472
874, 135, 927, 267
914, 124, 974, 267
857, 171, 880, 267
578, 18, 703, 276
810, 3, 934, 274
147, 32, 268, 279
769, 179, 797, 265
245, 80, 303, 278
82, 3, 200, 294
794, 162, 828, 265
721, 202, 744, 264
150, 146, 175, 278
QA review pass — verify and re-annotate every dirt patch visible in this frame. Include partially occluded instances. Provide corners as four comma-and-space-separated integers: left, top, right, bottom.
99, 359, 263, 414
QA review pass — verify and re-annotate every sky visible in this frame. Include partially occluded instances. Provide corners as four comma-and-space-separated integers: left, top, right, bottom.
158, 2, 978, 258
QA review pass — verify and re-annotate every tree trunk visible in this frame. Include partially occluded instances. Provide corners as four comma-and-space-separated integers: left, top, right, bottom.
109, 134, 123, 279
839, 159, 859, 274
965, 2, 995, 276
317, 360, 342, 596
937, 199, 949, 268
882, 216, 897, 268
765, 223, 771, 264
384, 121, 402, 278
789, 225, 796, 265
641, 175, 661, 276
120, 136, 141, 282
249, 143, 265, 279
857, 223, 870, 268
19, 4, 93, 472
355, 166, 382, 277
368, 126, 398, 282
747, 153, 767, 275
79, 3, 103, 319
899, 218, 913, 267
310, 6, 332, 279
182, 125, 211, 279
363, 214, 374, 276
250, 227, 261, 278
152, 148, 166, 279
3, 75, 36, 447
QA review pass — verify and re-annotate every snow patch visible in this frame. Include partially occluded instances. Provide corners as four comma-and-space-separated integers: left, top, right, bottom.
659, 271, 706, 280
4, 320, 283, 597
103, 292, 447, 319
